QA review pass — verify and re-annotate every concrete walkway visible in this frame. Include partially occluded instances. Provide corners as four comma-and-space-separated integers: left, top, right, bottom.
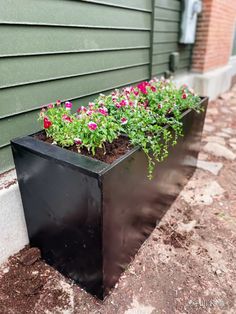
1, 87, 236, 313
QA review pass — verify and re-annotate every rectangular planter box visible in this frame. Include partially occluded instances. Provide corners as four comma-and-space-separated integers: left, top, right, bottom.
11, 97, 208, 299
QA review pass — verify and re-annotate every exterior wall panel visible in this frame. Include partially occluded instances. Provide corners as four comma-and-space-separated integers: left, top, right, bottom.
151, 0, 192, 77
0, 0, 192, 173
0, 0, 152, 172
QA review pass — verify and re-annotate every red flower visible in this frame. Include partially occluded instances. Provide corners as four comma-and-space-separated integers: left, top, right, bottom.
65, 101, 72, 110
121, 117, 128, 125
151, 86, 157, 92
62, 114, 72, 123
182, 93, 187, 99
44, 117, 52, 129
88, 121, 98, 131
98, 107, 108, 116
74, 138, 82, 145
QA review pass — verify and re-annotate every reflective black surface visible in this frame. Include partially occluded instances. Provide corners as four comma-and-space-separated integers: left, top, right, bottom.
11, 98, 207, 299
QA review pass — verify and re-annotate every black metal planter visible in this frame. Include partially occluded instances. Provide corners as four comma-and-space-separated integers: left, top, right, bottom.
11, 98, 208, 299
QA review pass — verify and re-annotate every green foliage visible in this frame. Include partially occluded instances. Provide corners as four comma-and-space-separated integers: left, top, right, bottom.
38, 78, 202, 179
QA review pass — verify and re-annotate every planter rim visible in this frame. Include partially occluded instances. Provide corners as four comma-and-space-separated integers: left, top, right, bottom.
11, 97, 208, 178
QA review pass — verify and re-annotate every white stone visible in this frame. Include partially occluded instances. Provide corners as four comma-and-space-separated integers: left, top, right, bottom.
204, 136, 226, 145
0, 182, 29, 265
198, 152, 209, 160
230, 143, 236, 151
205, 118, 213, 124
203, 142, 236, 160
215, 132, 231, 138
203, 124, 216, 133
221, 128, 235, 135
178, 220, 197, 233
181, 180, 225, 206
197, 160, 223, 175
125, 298, 155, 314
207, 108, 218, 115
220, 107, 232, 114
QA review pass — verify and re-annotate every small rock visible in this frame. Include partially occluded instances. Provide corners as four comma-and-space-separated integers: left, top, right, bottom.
207, 108, 218, 115
203, 124, 216, 133
229, 138, 236, 144
204, 136, 226, 145
230, 143, 236, 150
215, 132, 231, 138
197, 160, 223, 175
221, 128, 235, 135
18, 248, 41, 266
178, 220, 197, 233
198, 152, 209, 160
215, 269, 222, 276
181, 180, 225, 206
203, 142, 236, 160
205, 118, 213, 124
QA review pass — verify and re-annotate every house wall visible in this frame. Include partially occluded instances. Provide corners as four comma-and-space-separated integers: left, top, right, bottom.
151, 0, 192, 76
0, 0, 192, 174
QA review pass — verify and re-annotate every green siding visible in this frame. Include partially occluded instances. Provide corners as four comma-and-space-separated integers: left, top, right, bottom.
0, 0, 193, 173
232, 25, 236, 56
0, 0, 152, 172
151, 0, 192, 77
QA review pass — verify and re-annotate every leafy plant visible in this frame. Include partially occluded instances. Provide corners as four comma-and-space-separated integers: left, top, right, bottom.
39, 78, 202, 179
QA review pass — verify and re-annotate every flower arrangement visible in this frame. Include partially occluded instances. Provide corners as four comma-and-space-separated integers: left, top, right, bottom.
39, 78, 202, 179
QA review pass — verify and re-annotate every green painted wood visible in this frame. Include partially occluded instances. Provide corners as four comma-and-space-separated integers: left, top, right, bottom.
152, 53, 170, 65
153, 32, 179, 43
153, 42, 178, 54
0, 49, 150, 88
232, 26, 236, 56
151, 0, 192, 77
154, 20, 179, 32
0, 26, 150, 57
0, 112, 41, 149
83, 0, 152, 12
0, 65, 149, 137
154, 8, 180, 22
0, 146, 14, 173
152, 63, 169, 75
1, 0, 151, 30
155, 0, 181, 11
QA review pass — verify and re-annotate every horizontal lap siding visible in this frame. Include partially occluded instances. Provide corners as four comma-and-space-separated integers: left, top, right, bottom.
151, 0, 192, 77
0, 0, 152, 173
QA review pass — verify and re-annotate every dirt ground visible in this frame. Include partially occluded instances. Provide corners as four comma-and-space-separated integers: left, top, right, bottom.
1, 87, 236, 314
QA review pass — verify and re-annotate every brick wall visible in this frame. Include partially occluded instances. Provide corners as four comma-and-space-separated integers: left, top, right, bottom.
192, 0, 236, 73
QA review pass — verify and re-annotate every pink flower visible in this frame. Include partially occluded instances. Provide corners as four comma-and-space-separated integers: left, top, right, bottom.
65, 101, 72, 110
129, 101, 134, 107
182, 93, 188, 99
44, 117, 52, 129
86, 110, 93, 116
88, 121, 98, 131
137, 81, 150, 95
120, 99, 128, 107
56, 100, 61, 106
121, 117, 128, 125
77, 106, 87, 113
47, 103, 54, 109
62, 114, 72, 123
89, 102, 95, 109
158, 104, 162, 109
134, 89, 139, 96
98, 107, 108, 116
74, 138, 82, 145
115, 103, 122, 109
151, 86, 157, 92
